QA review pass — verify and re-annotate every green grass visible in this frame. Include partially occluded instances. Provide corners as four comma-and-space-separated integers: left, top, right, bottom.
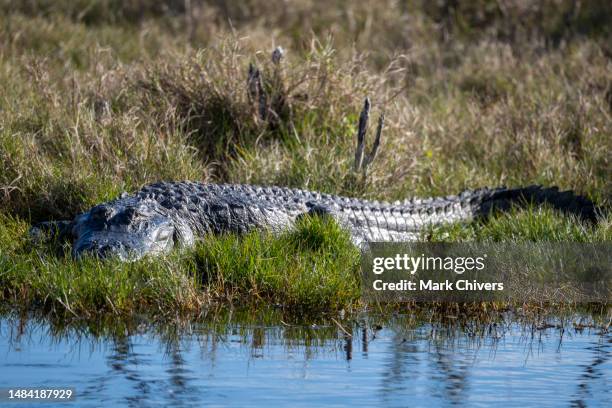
428, 207, 612, 243
0, 1, 610, 318
0, 214, 360, 317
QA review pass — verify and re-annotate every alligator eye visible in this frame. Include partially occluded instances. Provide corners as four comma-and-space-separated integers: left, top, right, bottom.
91, 205, 113, 221
155, 229, 172, 241
124, 207, 141, 219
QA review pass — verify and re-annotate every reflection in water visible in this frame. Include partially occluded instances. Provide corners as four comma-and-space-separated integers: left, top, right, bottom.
430, 342, 472, 405
0, 312, 610, 407
571, 337, 611, 407
379, 330, 421, 407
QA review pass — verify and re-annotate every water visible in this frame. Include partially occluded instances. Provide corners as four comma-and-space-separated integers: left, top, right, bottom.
0, 313, 610, 407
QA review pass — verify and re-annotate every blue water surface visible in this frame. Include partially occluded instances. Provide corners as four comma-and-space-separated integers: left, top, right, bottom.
0, 314, 610, 407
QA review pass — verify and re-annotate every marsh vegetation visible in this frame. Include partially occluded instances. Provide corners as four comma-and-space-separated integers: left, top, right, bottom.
0, 1, 610, 318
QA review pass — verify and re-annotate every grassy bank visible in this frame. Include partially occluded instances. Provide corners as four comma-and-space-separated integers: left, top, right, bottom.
1, 209, 609, 318
1, 214, 361, 316
0, 1, 610, 318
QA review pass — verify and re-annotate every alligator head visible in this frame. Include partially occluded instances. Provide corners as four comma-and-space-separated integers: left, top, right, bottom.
70, 200, 177, 261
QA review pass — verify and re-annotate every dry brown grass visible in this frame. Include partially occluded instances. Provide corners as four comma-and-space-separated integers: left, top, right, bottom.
0, 0, 610, 219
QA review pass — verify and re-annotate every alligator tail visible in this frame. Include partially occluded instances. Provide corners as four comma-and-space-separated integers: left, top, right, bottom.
469, 185, 600, 223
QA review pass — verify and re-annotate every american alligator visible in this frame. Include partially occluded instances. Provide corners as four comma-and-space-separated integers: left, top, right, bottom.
31, 182, 598, 261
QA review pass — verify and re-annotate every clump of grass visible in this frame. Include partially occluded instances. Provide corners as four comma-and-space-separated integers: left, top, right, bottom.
193, 216, 360, 311
135, 40, 385, 178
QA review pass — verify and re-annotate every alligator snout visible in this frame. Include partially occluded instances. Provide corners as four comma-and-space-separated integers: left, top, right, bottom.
68, 200, 177, 261
95, 243, 128, 259
75, 239, 131, 261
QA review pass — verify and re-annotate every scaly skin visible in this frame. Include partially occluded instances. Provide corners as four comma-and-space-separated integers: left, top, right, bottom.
31, 182, 598, 260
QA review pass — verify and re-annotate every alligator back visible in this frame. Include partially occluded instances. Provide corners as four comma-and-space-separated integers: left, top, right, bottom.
134, 182, 599, 243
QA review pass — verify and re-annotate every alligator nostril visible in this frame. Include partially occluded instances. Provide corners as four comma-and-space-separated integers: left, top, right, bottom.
96, 244, 118, 258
